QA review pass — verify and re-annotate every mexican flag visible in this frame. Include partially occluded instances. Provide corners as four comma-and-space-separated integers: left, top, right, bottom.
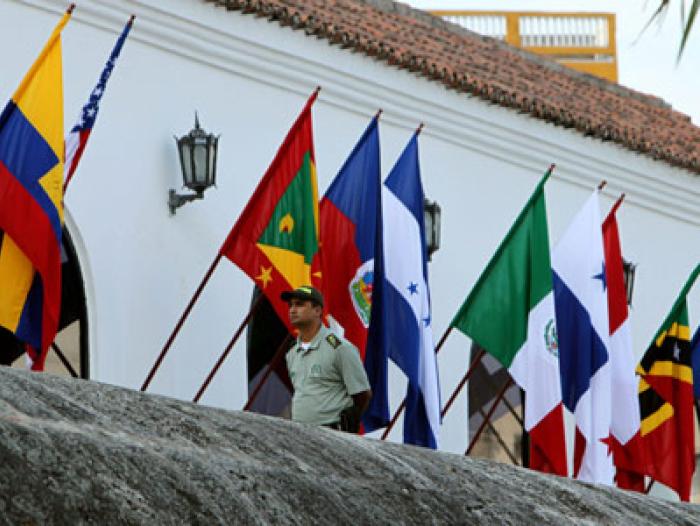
220, 89, 321, 329
450, 168, 567, 476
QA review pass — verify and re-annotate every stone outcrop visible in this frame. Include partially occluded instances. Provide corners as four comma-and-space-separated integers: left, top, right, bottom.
0, 367, 698, 524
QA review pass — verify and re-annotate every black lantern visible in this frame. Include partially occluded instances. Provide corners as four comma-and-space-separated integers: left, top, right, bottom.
622, 259, 637, 306
424, 198, 441, 261
169, 113, 219, 214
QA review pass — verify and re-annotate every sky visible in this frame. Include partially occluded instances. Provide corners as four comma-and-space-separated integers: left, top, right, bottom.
406, 0, 700, 124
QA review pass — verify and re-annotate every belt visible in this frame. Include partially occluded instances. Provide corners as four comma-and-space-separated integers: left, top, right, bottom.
323, 422, 341, 430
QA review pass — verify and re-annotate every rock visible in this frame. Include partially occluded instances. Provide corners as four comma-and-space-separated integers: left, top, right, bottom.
0, 367, 697, 525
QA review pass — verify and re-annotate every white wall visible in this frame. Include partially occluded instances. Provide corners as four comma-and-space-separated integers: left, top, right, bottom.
1, 0, 699, 456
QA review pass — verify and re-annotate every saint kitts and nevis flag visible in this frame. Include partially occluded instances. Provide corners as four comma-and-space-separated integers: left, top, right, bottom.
0, 8, 73, 370
220, 89, 321, 329
450, 167, 567, 476
634, 264, 699, 502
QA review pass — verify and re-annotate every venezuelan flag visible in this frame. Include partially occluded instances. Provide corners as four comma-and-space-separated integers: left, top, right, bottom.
0, 8, 72, 369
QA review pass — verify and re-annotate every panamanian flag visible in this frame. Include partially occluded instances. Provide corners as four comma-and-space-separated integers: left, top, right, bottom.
366, 131, 440, 447
64, 17, 133, 189
552, 190, 614, 484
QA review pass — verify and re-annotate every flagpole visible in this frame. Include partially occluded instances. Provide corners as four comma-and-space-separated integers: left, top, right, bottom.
465, 378, 513, 455
141, 253, 223, 391
440, 347, 486, 418
380, 326, 454, 440
192, 293, 264, 402
242, 333, 293, 411
478, 407, 519, 465
50, 342, 78, 378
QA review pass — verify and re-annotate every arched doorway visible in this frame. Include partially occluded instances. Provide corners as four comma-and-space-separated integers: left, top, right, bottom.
246, 287, 292, 416
0, 226, 89, 378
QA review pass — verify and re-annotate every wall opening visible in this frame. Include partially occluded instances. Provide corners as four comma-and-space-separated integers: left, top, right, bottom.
246, 286, 292, 416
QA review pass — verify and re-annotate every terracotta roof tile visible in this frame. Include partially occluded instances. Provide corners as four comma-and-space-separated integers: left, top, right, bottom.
207, 0, 700, 174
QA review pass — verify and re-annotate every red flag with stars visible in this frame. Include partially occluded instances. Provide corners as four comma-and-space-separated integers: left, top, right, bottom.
220, 90, 321, 330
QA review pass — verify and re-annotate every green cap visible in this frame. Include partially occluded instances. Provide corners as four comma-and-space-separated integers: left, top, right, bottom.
280, 285, 324, 307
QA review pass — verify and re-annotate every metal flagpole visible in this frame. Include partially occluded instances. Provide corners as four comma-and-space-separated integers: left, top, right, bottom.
192, 294, 264, 402
440, 347, 486, 419
50, 342, 78, 378
141, 253, 224, 391
477, 407, 519, 465
380, 326, 454, 440
243, 333, 294, 411
465, 378, 513, 455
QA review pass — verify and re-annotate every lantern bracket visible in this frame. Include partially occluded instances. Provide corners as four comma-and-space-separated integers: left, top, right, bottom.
168, 189, 203, 215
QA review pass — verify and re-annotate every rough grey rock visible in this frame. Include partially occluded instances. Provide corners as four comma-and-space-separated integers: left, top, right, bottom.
0, 367, 698, 525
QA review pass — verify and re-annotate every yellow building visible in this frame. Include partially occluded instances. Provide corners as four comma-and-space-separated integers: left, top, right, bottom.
431, 11, 618, 82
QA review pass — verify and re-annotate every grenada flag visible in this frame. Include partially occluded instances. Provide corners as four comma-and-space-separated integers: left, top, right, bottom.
220, 89, 321, 328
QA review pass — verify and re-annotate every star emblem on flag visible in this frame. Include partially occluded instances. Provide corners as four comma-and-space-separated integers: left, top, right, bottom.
255, 265, 273, 288
407, 282, 418, 295
592, 262, 607, 291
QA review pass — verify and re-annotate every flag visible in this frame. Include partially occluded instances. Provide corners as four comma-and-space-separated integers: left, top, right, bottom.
635, 264, 699, 502
64, 17, 133, 190
691, 325, 700, 399
0, 10, 72, 370
220, 90, 321, 330
319, 116, 380, 359
552, 190, 613, 484
451, 168, 567, 476
365, 131, 440, 447
602, 197, 646, 491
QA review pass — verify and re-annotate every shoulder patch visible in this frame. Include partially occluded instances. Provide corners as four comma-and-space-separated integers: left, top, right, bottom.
326, 334, 341, 349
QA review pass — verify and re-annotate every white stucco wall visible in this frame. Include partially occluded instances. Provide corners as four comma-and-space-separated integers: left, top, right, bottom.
1, 0, 699, 458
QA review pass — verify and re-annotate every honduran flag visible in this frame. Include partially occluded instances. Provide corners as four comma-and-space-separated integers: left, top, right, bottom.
366, 131, 440, 448
602, 197, 647, 491
64, 17, 133, 191
552, 190, 614, 485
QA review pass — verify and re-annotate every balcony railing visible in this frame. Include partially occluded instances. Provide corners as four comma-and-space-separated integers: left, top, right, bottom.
430, 10, 617, 81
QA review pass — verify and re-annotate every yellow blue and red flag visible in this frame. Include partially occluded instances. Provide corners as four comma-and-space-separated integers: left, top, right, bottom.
0, 7, 72, 369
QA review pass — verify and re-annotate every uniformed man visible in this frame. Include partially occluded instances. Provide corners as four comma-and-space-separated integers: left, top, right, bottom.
281, 285, 371, 433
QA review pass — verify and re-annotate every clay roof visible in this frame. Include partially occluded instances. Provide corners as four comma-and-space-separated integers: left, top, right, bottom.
206, 0, 700, 174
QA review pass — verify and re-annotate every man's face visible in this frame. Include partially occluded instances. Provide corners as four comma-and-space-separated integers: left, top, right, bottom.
288, 298, 321, 329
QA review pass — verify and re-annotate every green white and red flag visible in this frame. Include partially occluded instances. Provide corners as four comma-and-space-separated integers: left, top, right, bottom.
450, 168, 567, 476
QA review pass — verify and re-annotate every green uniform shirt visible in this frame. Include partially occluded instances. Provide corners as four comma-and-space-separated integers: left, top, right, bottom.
286, 325, 370, 425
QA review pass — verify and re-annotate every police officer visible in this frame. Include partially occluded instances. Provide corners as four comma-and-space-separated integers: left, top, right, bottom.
282, 285, 371, 433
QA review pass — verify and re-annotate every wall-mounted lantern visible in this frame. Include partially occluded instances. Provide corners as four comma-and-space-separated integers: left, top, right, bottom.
424, 198, 441, 261
169, 113, 219, 214
622, 259, 637, 306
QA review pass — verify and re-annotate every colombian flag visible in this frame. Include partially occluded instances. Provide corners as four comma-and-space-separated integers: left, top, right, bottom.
220, 89, 321, 329
0, 9, 71, 369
